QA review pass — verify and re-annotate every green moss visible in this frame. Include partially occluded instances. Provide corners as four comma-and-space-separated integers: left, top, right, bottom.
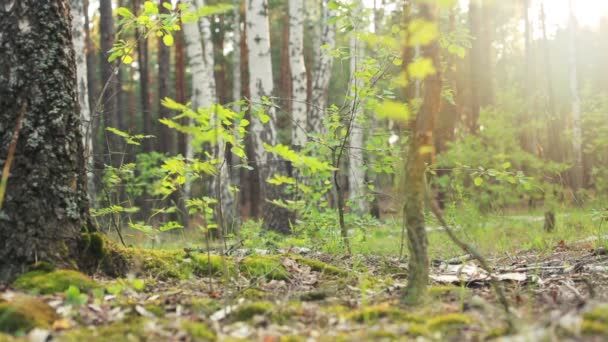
584, 306, 608, 324
485, 326, 510, 339
30, 261, 55, 272
143, 304, 164, 317
293, 256, 348, 276
279, 336, 306, 342
368, 330, 398, 340
192, 254, 235, 277
59, 319, 144, 342
239, 256, 289, 280
0, 333, 17, 342
233, 301, 275, 321
0, 296, 57, 334
189, 298, 222, 315
181, 321, 216, 341
299, 290, 327, 301
582, 320, 608, 336
407, 323, 430, 337
12, 269, 99, 294
241, 288, 267, 300
87, 233, 106, 259
346, 304, 423, 323
427, 313, 472, 330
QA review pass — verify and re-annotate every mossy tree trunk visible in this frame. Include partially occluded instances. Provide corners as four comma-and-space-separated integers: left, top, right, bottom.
401, 2, 442, 305
0, 0, 94, 281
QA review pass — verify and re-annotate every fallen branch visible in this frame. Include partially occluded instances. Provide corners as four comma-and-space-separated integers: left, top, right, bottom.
428, 193, 516, 333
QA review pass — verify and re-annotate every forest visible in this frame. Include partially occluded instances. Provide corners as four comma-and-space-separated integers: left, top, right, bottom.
1, 0, 608, 340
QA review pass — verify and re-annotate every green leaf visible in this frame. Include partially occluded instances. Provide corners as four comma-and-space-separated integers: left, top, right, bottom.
474, 177, 484, 187
159, 221, 184, 231
407, 58, 436, 80
162, 1, 173, 10
375, 100, 411, 123
121, 55, 133, 64
143, 1, 159, 14
163, 34, 174, 47
117, 7, 134, 18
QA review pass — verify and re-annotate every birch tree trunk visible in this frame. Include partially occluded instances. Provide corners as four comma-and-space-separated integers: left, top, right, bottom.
0, 0, 96, 281
289, 0, 308, 148
309, 0, 336, 135
568, 0, 584, 191
71, 0, 95, 202
246, 0, 293, 233
402, 2, 442, 305
347, 5, 368, 215
158, 0, 174, 154
232, 1, 242, 112
184, 0, 235, 228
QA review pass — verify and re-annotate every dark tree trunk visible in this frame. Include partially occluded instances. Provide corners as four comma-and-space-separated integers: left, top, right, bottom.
99, 0, 123, 165
157, 0, 174, 155
133, 0, 153, 153
402, 2, 442, 305
0, 0, 95, 281
175, 18, 187, 157
213, 15, 228, 105
468, 0, 481, 134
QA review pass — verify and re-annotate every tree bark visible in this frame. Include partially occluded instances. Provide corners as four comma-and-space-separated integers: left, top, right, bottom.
539, 3, 560, 164
289, 0, 308, 148
0, 0, 94, 281
308, 0, 336, 135
133, 0, 153, 153
402, 2, 442, 305
468, 0, 481, 134
99, 0, 123, 164
158, 0, 174, 155
348, 4, 368, 215
246, 0, 293, 233
568, 0, 584, 191
71, 0, 95, 202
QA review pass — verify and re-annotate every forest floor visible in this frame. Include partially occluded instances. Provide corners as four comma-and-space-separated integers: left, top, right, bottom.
3, 244, 608, 341
2, 210, 608, 341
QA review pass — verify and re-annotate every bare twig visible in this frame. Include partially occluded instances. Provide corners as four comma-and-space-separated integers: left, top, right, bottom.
0, 101, 27, 210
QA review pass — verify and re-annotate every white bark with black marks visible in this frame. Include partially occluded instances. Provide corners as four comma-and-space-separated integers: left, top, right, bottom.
289, 0, 308, 148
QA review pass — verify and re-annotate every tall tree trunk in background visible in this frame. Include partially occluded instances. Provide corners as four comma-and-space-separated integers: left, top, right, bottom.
213, 15, 228, 105
232, 2, 242, 111
71, 0, 95, 202
540, 3, 560, 163
289, 0, 308, 148
402, 2, 442, 305
479, 0, 494, 106
100, 0, 122, 165
568, 0, 583, 192
348, 3, 368, 215
281, 8, 293, 117
0, 0, 96, 281
84, 0, 98, 120
308, 0, 336, 135
175, 18, 188, 157
435, 6, 459, 209
158, 0, 174, 155
133, 0, 153, 153
522, 0, 537, 154
468, 0, 481, 134
184, 0, 235, 228
246, 0, 293, 233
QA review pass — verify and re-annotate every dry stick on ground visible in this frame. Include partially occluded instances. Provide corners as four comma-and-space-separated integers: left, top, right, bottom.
428, 192, 516, 333
0, 101, 27, 210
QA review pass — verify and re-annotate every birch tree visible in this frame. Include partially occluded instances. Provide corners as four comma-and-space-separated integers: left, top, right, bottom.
309, 0, 336, 135
348, 3, 368, 215
246, 0, 292, 232
71, 0, 95, 200
183, 0, 235, 225
289, 0, 308, 148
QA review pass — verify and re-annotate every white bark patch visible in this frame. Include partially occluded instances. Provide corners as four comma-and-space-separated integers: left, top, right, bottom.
289, 0, 308, 148
4, 0, 15, 12
18, 19, 31, 33
246, 0, 279, 176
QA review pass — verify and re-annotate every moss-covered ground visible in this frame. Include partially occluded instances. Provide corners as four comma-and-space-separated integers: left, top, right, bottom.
3, 226, 608, 341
